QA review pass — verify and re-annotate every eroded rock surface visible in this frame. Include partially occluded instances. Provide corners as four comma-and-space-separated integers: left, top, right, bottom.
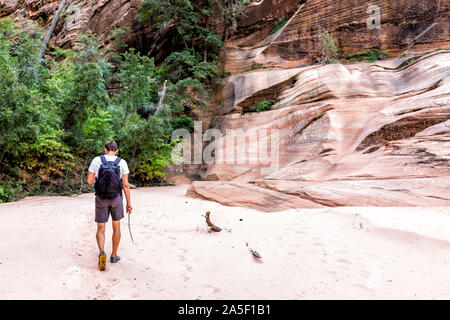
1, 0, 150, 51
188, 50, 450, 211
225, 0, 450, 73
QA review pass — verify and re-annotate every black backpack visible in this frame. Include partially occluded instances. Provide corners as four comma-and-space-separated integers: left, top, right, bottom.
94, 155, 122, 199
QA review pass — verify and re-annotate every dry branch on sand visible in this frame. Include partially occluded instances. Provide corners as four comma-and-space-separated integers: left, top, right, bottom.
204, 211, 222, 232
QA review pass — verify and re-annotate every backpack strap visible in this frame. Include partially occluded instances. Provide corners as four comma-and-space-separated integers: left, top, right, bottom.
100, 155, 107, 164
114, 157, 122, 165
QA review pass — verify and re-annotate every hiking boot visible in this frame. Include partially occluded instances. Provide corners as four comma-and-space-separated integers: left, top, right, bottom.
98, 251, 107, 271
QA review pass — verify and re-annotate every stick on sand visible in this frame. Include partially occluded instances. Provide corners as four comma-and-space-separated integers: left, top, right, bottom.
128, 213, 134, 243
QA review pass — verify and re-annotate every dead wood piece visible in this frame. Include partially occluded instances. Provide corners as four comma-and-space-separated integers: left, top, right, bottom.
205, 211, 221, 232
39, 0, 67, 59
156, 80, 168, 115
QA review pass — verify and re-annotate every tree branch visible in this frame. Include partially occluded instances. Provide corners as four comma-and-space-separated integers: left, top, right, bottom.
204, 211, 221, 232
39, 0, 67, 60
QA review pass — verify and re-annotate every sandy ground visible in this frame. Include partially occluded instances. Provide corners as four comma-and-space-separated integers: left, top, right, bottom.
0, 185, 450, 299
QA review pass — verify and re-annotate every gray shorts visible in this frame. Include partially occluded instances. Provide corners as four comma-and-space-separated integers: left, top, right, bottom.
95, 195, 124, 223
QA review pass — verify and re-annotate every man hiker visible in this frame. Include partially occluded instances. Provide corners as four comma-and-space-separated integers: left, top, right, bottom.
87, 140, 132, 271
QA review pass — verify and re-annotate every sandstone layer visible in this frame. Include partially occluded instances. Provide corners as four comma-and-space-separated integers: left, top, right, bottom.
187, 50, 450, 211
225, 0, 450, 73
4, 0, 448, 65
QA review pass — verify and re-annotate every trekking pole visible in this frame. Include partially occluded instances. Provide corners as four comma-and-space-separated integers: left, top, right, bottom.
128, 213, 134, 243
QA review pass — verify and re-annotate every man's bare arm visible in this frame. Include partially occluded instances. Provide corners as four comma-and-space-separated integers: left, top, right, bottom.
122, 174, 132, 213
87, 171, 95, 185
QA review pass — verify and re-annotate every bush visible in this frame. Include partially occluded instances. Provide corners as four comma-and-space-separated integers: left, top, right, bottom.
254, 99, 275, 112
344, 49, 389, 63
270, 17, 287, 35
0, 186, 8, 203
0, 17, 202, 201
318, 27, 339, 64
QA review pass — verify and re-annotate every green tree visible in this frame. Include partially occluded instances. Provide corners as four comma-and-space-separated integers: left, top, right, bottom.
139, 0, 224, 110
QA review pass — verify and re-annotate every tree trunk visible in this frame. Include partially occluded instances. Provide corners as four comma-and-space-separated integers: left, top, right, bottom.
78, 156, 88, 195
155, 80, 168, 115
39, 0, 68, 60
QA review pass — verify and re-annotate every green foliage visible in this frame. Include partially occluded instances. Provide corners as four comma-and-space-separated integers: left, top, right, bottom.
224, 0, 246, 32
107, 28, 130, 64
318, 27, 339, 64
112, 48, 158, 116
0, 18, 46, 169
254, 99, 275, 112
139, 0, 224, 110
0, 17, 198, 201
139, 0, 222, 51
344, 49, 389, 63
314, 112, 325, 120
118, 108, 176, 183
170, 114, 195, 132
270, 17, 287, 35
0, 186, 8, 203
406, 58, 417, 65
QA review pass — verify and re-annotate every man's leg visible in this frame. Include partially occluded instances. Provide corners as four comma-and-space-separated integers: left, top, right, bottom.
111, 220, 121, 258
96, 223, 106, 253
110, 195, 124, 263
96, 222, 107, 271
95, 196, 110, 271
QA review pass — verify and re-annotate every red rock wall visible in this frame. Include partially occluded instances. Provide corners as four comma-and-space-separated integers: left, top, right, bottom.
224, 0, 450, 73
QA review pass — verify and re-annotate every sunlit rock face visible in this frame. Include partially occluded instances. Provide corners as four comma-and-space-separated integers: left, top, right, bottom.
188, 50, 450, 211
224, 0, 450, 73
5, 0, 448, 61
186, 1, 450, 211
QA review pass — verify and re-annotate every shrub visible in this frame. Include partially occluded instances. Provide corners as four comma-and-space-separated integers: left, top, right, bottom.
318, 27, 339, 64
0, 17, 200, 201
254, 99, 275, 112
270, 17, 287, 35
0, 186, 8, 203
344, 49, 389, 63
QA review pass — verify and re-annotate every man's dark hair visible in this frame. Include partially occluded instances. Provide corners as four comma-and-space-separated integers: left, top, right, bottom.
105, 140, 118, 152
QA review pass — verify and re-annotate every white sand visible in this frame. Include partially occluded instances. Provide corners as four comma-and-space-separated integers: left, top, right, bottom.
0, 185, 450, 299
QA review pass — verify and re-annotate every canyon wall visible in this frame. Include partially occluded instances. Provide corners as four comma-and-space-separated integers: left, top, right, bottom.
224, 0, 450, 73
0, 0, 151, 51
187, 1, 450, 210
188, 50, 450, 211
2, 0, 449, 210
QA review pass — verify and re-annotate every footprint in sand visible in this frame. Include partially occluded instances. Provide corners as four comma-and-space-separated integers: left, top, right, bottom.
314, 242, 324, 247
326, 270, 337, 275
204, 284, 221, 294
337, 258, 352, 265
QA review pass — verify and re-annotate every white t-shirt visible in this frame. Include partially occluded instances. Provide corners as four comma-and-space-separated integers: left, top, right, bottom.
88, 155, 130, 178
